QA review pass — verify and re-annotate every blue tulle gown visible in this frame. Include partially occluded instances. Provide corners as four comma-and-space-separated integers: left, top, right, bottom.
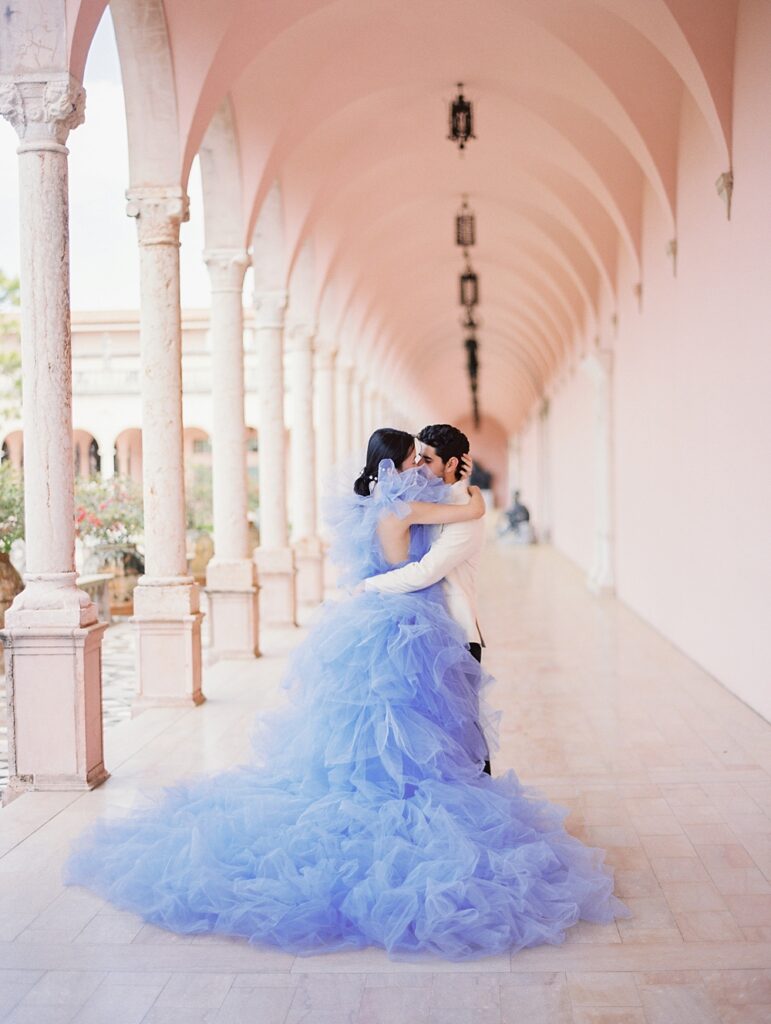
64, 460, 626, 959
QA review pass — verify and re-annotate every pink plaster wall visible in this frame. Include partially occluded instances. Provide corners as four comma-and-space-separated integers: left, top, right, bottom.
533, 0, 771, 721
549, 368, 595, 574
456, 415, 509, 507
518, 415, 542, 533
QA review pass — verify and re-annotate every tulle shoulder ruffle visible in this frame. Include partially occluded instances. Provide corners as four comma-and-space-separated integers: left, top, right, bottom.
325, 459, 450, 586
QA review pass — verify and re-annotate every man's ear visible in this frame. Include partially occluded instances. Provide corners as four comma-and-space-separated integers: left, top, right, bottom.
446, 456, 459, 478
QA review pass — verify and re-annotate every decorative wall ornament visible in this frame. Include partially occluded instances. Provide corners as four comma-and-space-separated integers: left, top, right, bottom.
448, 83, 475, 151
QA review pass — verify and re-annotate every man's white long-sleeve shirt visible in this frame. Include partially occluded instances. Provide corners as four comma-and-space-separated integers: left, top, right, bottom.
363, 480, 484, 644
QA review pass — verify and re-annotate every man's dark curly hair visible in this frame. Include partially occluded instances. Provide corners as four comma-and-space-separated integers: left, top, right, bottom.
417, 424, 470, 482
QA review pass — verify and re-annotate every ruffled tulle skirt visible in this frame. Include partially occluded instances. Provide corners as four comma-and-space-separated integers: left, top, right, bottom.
64, 589, 626, 960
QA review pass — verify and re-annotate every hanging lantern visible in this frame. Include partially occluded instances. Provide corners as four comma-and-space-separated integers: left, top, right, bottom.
465, 336, 480, 427
455, 196, 476, 248
465, 335, 479, 380
459, 262, 479, 308
448, 83, 475, 150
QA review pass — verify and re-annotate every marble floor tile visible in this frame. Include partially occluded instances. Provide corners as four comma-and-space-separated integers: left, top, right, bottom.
153, 972, 235, 1010
211, 986, 295, 1024
75, 982, 161, 1024
358, 984, 433, 1023
572, 1011, 646, 1024
17, 970, 105, 1008
674, 911, 745, 942
567, 971, 640, 1006
637, 981, 722, 1024
429, 972, 500, 1010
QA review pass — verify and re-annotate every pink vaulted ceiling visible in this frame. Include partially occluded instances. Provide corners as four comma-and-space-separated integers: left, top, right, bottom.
70, 0, 739, 432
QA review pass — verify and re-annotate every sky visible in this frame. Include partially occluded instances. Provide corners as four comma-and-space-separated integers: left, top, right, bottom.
0, 10, 212, 311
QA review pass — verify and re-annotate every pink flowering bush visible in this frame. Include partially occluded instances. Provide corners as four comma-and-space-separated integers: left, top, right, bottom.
0, 462, 24, 553
74, 476, 143, 545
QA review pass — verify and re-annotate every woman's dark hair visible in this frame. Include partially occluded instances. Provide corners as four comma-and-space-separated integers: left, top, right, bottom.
353, 428, 414, 496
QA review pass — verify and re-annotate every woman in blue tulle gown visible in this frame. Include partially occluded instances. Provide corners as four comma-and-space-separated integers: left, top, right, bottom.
64, 428, 626, 960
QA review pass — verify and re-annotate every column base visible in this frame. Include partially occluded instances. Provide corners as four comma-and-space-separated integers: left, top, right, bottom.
0, 621, 109, 803
294, 536, 324, 605
131, 578, 204, 710
253, 547, 297, 626
204, 559, 260, 660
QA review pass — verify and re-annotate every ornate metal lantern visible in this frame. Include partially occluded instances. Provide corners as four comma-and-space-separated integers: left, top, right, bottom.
465, 335, 479, 380
455, 197, 476, 248
459, 262, 479, 308
448, 83, 475, 150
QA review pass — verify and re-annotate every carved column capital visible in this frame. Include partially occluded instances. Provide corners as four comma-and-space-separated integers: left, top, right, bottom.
253, 289, 288, 329
203, 248, 250, 293
0, 73, 85, 151
284, 321, 315, 355
314, 346, 337, 372
126, 187, 189, 247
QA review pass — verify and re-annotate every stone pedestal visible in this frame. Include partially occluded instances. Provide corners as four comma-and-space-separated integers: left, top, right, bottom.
0, 621, 109, 804
131, 577, 204, 710
294, 536, 325, 605
253, 546, 297, 625
204, 558, 259, 659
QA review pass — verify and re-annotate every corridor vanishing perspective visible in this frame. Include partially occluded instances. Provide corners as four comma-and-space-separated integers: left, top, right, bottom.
0, 546, 769, 1022
1, 0, 771, 1014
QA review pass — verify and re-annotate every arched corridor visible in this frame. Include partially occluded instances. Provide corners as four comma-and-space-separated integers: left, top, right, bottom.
0, 543, 769, 1017
1, 0, 770, 997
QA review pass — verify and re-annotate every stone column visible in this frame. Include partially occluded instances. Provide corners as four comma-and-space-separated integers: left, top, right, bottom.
350, 373, 364, 463
203, 249, 259, 658
253, 290, 297, 625
97, 434, 116, 479
286, 323, 323, 604
583, 350, 615, 594
0, 74, 108, 799
314, 346, 336, 531
125, 186, 203, 709
335, 360, 353, 462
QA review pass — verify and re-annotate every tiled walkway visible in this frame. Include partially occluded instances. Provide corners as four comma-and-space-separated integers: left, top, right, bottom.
0, 544, 769, 1023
